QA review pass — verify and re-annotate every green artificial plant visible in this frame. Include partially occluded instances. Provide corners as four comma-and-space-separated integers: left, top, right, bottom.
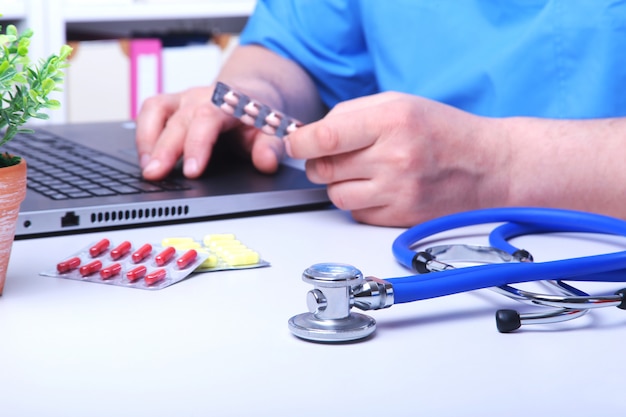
0, 22, 72, 167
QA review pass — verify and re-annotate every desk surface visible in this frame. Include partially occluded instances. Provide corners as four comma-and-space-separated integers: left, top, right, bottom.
1, 208, 625, 417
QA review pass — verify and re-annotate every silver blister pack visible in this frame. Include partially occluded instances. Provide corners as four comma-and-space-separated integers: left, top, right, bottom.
212, 81, 302, 138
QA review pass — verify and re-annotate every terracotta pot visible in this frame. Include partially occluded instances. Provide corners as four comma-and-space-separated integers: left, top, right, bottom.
0, 158, 27, 295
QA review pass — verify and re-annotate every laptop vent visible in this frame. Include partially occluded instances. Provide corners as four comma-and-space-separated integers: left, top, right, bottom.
89, 205, 190, 224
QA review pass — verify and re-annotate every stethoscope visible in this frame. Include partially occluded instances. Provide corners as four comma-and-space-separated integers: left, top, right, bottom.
288, 207, 626, 342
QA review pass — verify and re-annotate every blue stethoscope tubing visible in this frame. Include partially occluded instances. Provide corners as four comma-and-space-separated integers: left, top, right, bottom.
389, 207, 626, 304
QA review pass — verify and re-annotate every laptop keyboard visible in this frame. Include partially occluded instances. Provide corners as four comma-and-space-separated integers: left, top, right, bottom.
4, 130, 189, 200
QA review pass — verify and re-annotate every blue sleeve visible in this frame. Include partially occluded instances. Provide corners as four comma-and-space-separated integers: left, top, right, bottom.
239, 0, 378, 108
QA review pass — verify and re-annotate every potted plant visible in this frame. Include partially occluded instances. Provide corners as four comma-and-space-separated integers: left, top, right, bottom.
0, 22, 72, 295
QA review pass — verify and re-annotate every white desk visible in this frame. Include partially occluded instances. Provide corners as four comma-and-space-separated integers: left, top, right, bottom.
1, 208, 625, 417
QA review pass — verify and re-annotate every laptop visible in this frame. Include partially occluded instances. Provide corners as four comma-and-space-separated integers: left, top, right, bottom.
5, 121, 330, 239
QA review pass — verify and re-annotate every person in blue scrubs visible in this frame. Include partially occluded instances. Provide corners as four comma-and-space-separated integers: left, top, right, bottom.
135, 0, 626, 227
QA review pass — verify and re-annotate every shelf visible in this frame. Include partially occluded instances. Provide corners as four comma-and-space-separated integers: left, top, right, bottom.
8, 0, 256, 124
63, 1, 255, 23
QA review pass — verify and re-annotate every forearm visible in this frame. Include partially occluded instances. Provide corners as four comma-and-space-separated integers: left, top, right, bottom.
217, 45, 327, 123
492, 116, 626, 218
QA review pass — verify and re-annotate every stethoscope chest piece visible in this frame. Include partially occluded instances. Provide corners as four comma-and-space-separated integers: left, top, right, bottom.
288, 263, 377, 342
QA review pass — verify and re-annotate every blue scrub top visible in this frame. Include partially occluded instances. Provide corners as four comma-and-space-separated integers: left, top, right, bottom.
240, 0, 626, 119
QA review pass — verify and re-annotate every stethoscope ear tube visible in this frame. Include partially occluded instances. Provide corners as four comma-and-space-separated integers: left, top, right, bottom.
390, 207, 626, 303
393, 207, 626, 269
388, 253, 626, 303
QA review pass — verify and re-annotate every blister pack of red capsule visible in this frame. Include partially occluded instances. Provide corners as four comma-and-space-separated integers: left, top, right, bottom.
41, 234, 269, 290
211, 81, 303, 138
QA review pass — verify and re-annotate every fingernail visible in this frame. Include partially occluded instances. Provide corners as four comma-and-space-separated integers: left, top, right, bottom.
140, 154, 151, 169
271, 140, 285, 160
284, 137, 293, 157
183, 158, 199, 177
143, 159, 161, 176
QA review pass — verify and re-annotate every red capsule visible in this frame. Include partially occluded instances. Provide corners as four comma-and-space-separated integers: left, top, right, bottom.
176, 249, 198, 269
110, 241, 132, 260
57, 256, 81, 273
100, 263, 122, 280
89, 238, 110, 257
79, 260, 103, 277
155, 246, 176, 266
131, 243, 152, 263
126, 265, 147, 282
145, 268, 167, 285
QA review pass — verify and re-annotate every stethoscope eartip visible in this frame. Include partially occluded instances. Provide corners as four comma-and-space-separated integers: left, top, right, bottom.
495, 309, 522, 333
615, 289, 626, 310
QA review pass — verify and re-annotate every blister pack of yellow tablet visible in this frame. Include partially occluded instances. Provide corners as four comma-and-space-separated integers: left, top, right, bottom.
40, 233, 269, 290
162, 233, 268, 272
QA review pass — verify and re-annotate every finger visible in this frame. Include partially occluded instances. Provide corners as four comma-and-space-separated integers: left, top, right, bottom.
304, 149, 375, 184
286, 92, 413, 160
325, 178, 386, 212
250, 134, 284, 174
350, 207, 403, 227
285, 104, 383, 160
141, 113, 188, 180
181, 106, 231, 178
135, 93, 181, 168
326, 180, 414, 227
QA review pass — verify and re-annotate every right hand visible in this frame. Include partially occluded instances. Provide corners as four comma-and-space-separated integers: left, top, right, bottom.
135, 84, 285, 180
284, 91, 507, 226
